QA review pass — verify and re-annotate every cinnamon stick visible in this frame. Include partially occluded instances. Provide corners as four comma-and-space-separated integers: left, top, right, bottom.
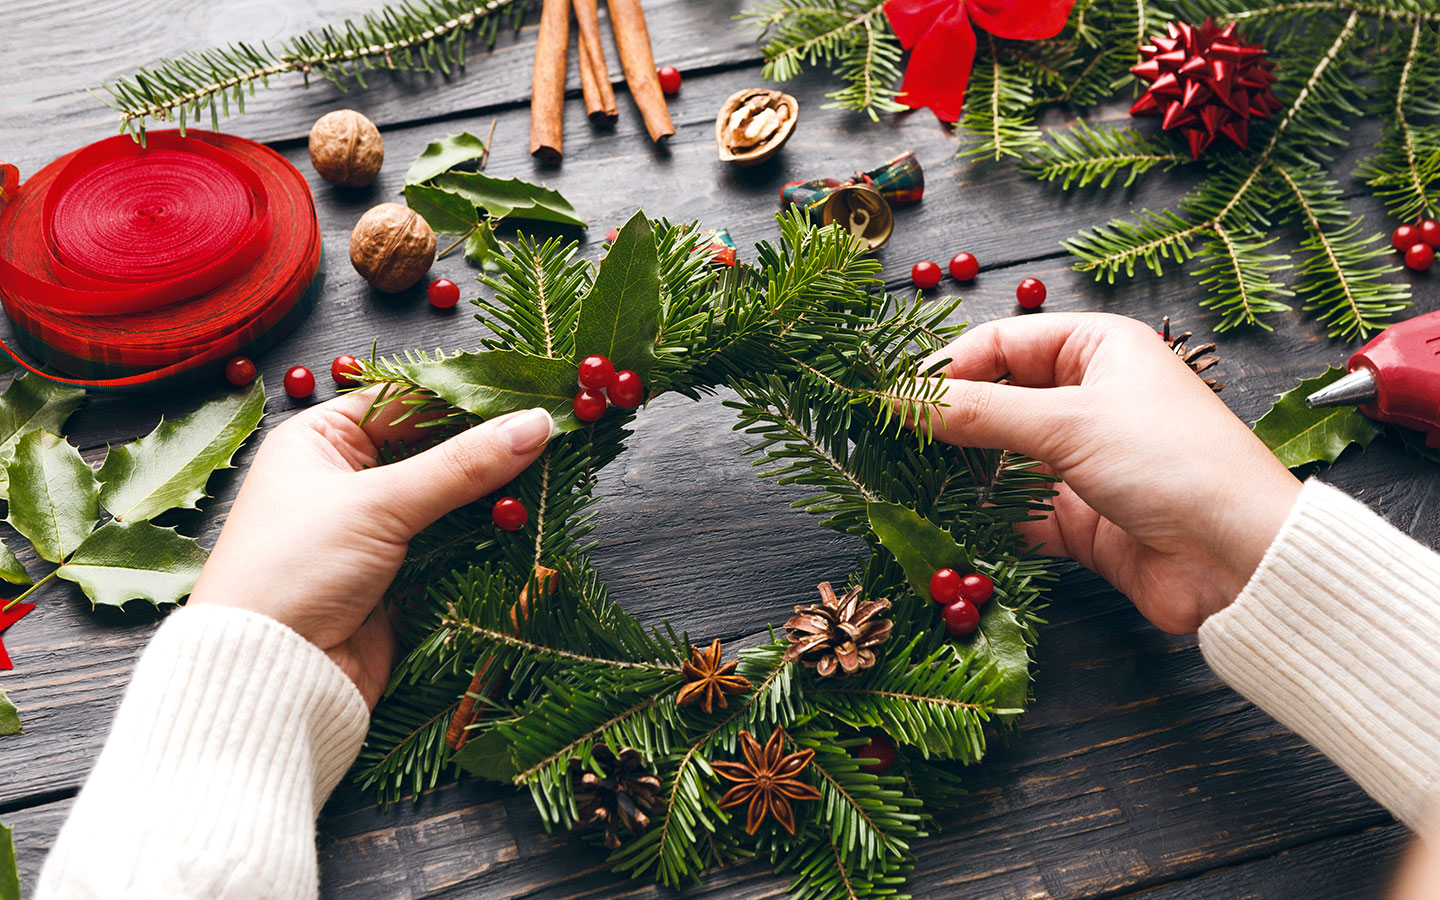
606, 0, 674, 142
529, 0, 571, 163
573, 0, 619, 124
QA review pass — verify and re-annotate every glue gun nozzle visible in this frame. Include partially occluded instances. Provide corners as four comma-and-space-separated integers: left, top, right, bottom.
1305, 368, 1377, 409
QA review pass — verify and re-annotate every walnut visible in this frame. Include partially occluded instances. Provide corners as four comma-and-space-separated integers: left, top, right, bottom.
308, 109, 385, 187
715, 89, 799, 166
349, 203, 435, 292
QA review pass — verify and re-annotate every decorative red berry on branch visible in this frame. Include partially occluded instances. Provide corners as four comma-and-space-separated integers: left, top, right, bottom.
1016, 278, 1047, 309
578, 354, 617, 390
331, 354, 361, 387
1405, 242, 1435, 272
929, 568, 962, 605
224, 357, 257, 387
657, 65, 682, 95
284, 365, 315, 399
1129, 19, 1280, 160
856, 735, 897, 773
492, 497, 528, 531
428, 278, 461, 309
958, 573, 994, 607
610, 370, 644, 409
574, 387, 608, 422
911, 260, 942, 290
1419, 220, 1440, 249
942, 600, 980, 638
948, 252, 979, 282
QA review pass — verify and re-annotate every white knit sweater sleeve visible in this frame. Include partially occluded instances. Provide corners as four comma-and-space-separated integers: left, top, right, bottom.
1199, 478, 1440, 833
35, 605, 370, 900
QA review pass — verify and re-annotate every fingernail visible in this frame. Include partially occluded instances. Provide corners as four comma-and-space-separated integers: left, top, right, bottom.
498, 407, 553, 454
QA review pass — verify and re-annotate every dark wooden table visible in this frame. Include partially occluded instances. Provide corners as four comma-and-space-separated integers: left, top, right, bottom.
2, 1, 1435, 896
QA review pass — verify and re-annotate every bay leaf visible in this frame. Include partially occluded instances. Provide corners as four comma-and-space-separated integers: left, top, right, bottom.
404, 184, 480, 235
0, 689, 19, 736
0, 821, 16, 900
0, 540, 29, 587
432, 171, 585, 228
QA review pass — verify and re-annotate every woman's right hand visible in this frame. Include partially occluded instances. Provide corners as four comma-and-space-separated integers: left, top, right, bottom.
920, 312, 1302, 634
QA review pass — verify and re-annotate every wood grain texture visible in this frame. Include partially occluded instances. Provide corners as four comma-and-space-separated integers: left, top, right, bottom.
2, 0, 1437, 897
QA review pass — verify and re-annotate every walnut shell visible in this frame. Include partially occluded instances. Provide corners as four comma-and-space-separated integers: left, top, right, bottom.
309, 109, 385, 187
715, 89, 798, 166
349, 203, 435, 293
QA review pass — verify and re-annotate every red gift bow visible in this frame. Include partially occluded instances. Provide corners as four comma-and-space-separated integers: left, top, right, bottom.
883, 0, 1075, 122
0, 601, 34, 670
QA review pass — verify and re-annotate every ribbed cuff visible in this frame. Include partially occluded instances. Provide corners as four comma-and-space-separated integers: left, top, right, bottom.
1199, 479, 1440, 834
37, 605, 369, 900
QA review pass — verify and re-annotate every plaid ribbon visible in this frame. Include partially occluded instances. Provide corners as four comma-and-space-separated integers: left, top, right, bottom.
781, 151, 925, 226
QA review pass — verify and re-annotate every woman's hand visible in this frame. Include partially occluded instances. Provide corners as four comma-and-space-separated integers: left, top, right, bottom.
188, 391, 553, 707
922, 312, 1301, 634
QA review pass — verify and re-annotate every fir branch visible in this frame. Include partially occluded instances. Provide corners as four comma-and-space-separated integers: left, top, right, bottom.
793, 731, 925, 871
1358, 18, 1440, 222
1022, 120, 1189, 189
957, 35, 1045, 161
1066, 209, 1208, 281
1194, 221, 1294, 331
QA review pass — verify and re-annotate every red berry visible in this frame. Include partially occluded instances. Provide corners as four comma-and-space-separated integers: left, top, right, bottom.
948, 252, 979, 282
1393, 224, 1421, 251
911, 260, 942, 290
610, 369, 644, 409
1419, 220, 1440, 249
856, 735, 897, 773
331, 354, 361, 387
224, 356, 257, 387
574, 387, 607, 422
283, 365, 315, 399
929, 568, 962, 605
1405, 242, 1435, 272
942, 600, 980, 638
958, 573, 994, 607
657, 65, 682, 95
428, 278, 461, 309
578, 355, 617, 390
1016, 277, 1047, 309
492, 497, 528, 532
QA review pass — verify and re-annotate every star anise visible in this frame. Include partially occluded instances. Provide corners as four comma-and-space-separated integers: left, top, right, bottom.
783, 582, 892, 677
570, 744, 665, 849
711, 727, 822, 835
1161, 316, 1224, 393
677, 638, 751, 714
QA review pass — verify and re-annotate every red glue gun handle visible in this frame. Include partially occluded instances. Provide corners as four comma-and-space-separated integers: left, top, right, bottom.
1351, 309, 1440, 448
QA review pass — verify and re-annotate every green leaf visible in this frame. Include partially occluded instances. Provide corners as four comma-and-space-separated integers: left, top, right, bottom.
99, 380, 265, 523
0, 689, 20, 736
404, 184, 480, 235
0, 821, 16, 900
432, 172, 585, 227
574, 211, 661, 380
0, 540, 29, 587
56, 521, 208, 608
400, 350, 582, 432
867, 500, 1029, 713
464, 220, 506, 273
0, 375, 86, 500
405, 131, 489, 187
452, 727, 521, 781
1253, 367, 1383, 468
5, 430, 99, 564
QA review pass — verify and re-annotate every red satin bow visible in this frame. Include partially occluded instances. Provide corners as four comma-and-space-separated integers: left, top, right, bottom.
884, 0, 1075, 122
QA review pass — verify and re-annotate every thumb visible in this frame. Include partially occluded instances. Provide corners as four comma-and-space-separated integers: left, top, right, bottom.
363, 407, 554, 534
923, 378, 1084, 463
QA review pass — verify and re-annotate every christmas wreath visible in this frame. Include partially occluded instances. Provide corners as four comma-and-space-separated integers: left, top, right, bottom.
353, 211, 1056, 896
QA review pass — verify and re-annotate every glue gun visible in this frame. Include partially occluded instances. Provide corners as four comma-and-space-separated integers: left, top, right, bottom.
1306, 309, 1440, 449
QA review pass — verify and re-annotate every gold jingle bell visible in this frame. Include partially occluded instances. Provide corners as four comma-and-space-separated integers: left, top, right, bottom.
819, 183, 894, 251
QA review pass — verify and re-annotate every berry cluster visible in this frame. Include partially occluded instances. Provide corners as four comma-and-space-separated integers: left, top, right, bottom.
223, 353, 365, 400
928, 567, 994, 638
574, 354, 644, 423
1392, 220, 1440, 272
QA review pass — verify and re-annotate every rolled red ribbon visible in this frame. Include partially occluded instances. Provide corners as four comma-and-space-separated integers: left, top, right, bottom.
0, 131, 321, 389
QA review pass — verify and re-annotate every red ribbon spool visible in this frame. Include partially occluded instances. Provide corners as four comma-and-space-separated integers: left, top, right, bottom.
0, 131, 322, 389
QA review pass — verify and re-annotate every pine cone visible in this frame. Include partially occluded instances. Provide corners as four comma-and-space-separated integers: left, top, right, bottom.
570, 744, 666, 850
783, 582, 892, 677
1161, 317, 1224, 392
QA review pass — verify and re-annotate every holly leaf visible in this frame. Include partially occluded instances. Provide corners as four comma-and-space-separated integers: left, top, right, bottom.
0, 374, 86, 500
1253, 367, 1384, 468
0, 821, 16, 900
0, 540, 29, 587
432, 172, 585, 228
867, 501, 1030, 714
98, 380, 265, 523
0, 689, 19, 736
453, 727, 521, 781
405, 131, 489, 187
574, 211, 661, 381
56, 521, 208, 608
5, 430, 99, 564
464, 221, 506, 273
400, 350, 581, 432
404, 184, 480, 235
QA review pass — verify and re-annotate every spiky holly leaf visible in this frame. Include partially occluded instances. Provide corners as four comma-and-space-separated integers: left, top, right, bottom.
432, 172, 585, 228
0, 689, 19, 736
1253, 367, 1383, 468
867, 501, 1030, 713
575, 211, 661, 381
0, 821, 16, 900
400, 350, 582, 432
405, 131, 489, 187
0, 540, 29, 587
5, 430, 99, 564
98, 380, 265, 523
0, 374, 86, 500
405, 184, 480, 235
56, 521, 208, 608
465, 221, 506, 273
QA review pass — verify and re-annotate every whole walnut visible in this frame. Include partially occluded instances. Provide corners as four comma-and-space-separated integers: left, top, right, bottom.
349, 203, 435, 292
309, 110, 384, 187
